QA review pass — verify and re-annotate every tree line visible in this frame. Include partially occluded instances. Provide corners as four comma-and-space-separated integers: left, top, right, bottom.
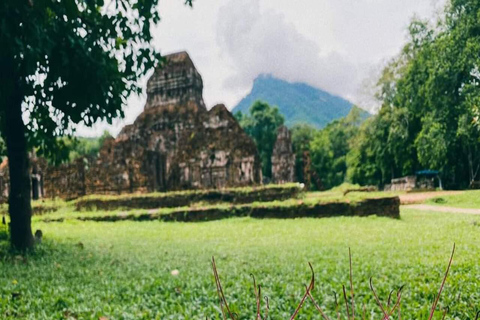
235, 102, 364, 189
237, 0, 480, 190
350, 0, 480, 189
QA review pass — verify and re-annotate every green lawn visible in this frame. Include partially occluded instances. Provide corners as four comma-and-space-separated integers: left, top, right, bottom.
1, 208, 479, 319
426, 190, 480, 208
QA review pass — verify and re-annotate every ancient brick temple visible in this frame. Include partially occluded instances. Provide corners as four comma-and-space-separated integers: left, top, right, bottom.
0, 52, 263, 200
271, 126, 296, 184
84, 51, 263, 195
145, 51, 206, 110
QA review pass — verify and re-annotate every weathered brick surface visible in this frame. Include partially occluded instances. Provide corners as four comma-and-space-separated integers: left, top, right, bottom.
0, 155, 49, 202
271, 126, 296, 184
44, 159, 86, 200
75, 51, 263, 196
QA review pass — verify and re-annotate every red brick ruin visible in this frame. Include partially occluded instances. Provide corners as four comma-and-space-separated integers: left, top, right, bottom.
1, 52, 281, 200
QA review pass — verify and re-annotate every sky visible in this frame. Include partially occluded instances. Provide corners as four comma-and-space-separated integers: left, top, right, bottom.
77, 0, 445, 137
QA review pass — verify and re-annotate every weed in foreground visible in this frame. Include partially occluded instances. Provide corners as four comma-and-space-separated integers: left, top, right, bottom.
210, 244, 478, 319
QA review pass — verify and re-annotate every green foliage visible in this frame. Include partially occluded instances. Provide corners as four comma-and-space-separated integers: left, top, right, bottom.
0, 0, 193, 250
0, 0, 182, 159
348, 0, 480, 188
347, 107, 397, 186
0, 137, 6, 159
415, 116, 448, 170
0, 208, 479, 318
235, 101, 285, 179
60, 130, 112, 162
309, 107, 362, 189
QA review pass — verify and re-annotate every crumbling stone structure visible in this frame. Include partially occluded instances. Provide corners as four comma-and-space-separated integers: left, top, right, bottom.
0, 51, 261, 199
45, 158, 87, 199
384, 173, 438, 192
88, 51, 262, 194
271, 125, 296, 184
173, 104, 261, 189
0, 154, 49, 202
145, 51, 205, 109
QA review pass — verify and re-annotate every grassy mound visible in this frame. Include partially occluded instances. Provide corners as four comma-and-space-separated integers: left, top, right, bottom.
74, 183, 303, 211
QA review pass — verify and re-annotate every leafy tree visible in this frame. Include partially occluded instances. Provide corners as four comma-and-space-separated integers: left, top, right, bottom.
456, 112, 480, 185
309, 107, 362, 189
61, 130, 113, 162
235, 101, 284, 179
347, 105, 399, 186
0, 0, 193, 250
349, 0, 480, 188
290, 124, 317, 184
415, 115, 448, 171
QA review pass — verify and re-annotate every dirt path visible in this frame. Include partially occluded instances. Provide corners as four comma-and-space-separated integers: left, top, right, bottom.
405, 204, 480, 215
398, 191, 464, 205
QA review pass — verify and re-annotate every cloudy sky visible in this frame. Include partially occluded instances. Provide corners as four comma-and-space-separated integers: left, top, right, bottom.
78, 0, 444, 137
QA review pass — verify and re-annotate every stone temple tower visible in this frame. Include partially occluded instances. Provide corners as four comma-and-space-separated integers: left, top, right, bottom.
145, 51, 206, 110
271, 125, 296, 184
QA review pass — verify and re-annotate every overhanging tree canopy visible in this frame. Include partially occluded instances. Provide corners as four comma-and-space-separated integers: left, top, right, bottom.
0, 0, 193, 250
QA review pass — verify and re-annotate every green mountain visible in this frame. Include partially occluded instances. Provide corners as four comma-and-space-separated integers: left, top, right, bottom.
232, 75, 369, 128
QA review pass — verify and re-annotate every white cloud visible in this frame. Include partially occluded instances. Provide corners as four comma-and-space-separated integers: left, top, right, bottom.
216, 0, 445, 110
76, 0, 444, 136
216, 0, 360, 101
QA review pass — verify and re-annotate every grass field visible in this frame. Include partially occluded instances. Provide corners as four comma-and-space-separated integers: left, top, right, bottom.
1, 207, 479, 319
426, 190, 480, 208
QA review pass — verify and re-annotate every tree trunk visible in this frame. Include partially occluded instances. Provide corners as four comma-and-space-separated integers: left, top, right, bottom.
3, 67, 34, 250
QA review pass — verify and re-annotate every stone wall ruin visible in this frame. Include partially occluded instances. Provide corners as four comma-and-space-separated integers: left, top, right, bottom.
0, 51, 263, 200
271, 126, 296, 184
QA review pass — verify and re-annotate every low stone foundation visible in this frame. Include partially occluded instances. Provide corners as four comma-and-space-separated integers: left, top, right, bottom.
75, 184, 303, 211
53, 196, 400, 223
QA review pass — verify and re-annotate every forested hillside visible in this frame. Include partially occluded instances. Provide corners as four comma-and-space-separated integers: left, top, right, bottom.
232, 75, 369, 128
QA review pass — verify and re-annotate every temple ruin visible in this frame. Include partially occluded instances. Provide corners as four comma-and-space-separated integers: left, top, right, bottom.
271, 126, 296, 184
0, 51, 263, 200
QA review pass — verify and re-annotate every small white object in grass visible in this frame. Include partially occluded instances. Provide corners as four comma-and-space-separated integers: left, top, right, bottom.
299, 183, 305, 190
171, 269, 180, 276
